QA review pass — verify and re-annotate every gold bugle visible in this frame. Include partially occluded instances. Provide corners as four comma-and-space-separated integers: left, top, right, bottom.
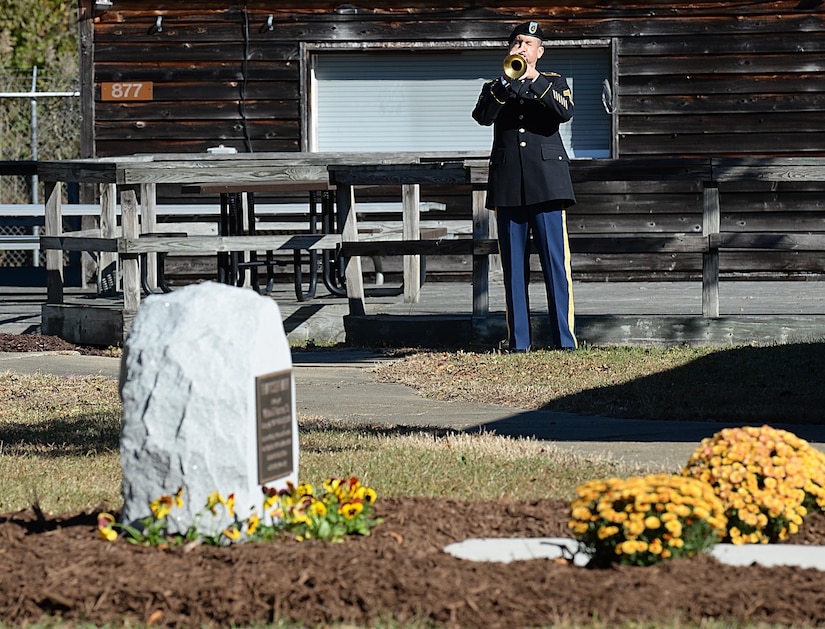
503, 54, 527, 80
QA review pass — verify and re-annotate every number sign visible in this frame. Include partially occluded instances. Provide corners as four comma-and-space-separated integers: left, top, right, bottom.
101, 82, 154, 101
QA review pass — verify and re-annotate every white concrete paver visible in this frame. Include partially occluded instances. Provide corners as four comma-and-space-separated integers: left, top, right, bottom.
444, 537, 825, 571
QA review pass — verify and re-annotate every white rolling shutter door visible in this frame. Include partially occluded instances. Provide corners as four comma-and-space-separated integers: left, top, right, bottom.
312, 48, 609, 158
545, 48, 611, 158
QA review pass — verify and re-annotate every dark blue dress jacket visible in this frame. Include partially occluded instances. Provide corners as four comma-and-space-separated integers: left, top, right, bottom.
472, 71, 576, 210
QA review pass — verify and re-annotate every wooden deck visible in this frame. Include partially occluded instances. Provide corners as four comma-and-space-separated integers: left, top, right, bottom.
10, 278, 825, 348
339, 278, 825, 348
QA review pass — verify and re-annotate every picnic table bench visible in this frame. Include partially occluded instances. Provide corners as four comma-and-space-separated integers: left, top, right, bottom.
32, 151, 481, 342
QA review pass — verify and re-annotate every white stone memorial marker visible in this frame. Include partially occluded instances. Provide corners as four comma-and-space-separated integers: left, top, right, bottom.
119, 281, 298, 535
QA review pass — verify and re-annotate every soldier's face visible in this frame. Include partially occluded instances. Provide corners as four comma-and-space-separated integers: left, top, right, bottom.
509, 35, 544, 66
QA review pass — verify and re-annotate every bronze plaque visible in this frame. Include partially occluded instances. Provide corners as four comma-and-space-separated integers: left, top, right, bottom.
255, 370, 295, 485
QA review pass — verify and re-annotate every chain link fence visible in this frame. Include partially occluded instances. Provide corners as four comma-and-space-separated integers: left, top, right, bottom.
0, 67, 80, 268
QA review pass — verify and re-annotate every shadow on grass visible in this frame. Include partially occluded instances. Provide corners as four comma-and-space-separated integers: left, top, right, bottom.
298, 418, 459, 454
467, 343, 825, 444
547, 342, 825, 424
0, 412, 120, 458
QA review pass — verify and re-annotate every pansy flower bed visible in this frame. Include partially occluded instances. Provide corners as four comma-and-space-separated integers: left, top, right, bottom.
98, 476, 381, 547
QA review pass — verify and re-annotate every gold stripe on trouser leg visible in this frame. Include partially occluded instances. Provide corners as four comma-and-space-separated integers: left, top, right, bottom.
561, 210, 577, 348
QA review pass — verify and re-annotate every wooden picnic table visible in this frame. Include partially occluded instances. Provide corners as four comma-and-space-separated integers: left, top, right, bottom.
181, 180, 338, 300
37, 151, 484, 315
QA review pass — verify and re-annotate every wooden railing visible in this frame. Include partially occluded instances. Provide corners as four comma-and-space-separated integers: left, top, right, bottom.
0, 161, 39, 252
330, 157, 825, 319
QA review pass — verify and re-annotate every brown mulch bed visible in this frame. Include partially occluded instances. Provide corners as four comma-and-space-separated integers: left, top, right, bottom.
3, 333, 825, 627
0, 332, 117, 356
2, 500, 825, 628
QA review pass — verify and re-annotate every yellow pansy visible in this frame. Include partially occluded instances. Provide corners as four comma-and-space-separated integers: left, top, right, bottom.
174, 486, 184, 508
150, 494, 174, 520
222, 526, 241, 541
206, 491, 225, 516
339, 500, 364, 520
97, 512, 117, 542
246, 513, 260, 536
308, 500, 328, 517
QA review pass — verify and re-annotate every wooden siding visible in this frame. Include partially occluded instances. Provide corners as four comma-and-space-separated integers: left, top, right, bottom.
83, 1, 825, 159
616, 27, 825, 156
75, 1, 825, 283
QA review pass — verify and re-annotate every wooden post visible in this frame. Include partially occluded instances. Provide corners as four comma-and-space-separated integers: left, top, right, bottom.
121, 190, 141, 314
337, 184, 365, 315
77, 0, 95, 161
702, 181, 720, 318
472, 189, 490, 316
402, 183, 421, 303
99, 182, 118, 294
140, 182, 158, 291
44, 181, 64, 305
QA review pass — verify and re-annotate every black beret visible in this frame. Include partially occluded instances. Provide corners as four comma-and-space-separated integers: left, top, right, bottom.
508, 21, 545, 44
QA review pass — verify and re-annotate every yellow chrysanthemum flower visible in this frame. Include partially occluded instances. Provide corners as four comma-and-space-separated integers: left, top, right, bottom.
623, 519, 646, 537
569, 521, 589, 535
570, 473, 727, 566
571, 506, 591, 520
683, 425, 825, 544
597, 525, 619, 540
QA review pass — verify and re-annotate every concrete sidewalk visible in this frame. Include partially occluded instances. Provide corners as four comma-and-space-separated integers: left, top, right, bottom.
3, 348, 825, 471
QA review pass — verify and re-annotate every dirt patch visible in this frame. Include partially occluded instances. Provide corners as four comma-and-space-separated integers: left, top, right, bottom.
3, 500, 825, 628
0, 332, 118, 356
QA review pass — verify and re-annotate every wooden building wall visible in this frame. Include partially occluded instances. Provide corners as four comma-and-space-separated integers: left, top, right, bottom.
76, 1, 825, 284
80, 1, 825, 159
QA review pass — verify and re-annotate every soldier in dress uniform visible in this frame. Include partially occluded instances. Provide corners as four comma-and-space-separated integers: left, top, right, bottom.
472, 21, 577, 352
